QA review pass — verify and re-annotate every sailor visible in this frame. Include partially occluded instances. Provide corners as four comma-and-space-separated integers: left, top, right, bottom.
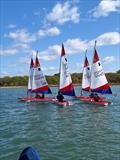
93, 94, 100, 102
89, 93, 94, 98
57, 91, 64, 102
35, 93, 45, 99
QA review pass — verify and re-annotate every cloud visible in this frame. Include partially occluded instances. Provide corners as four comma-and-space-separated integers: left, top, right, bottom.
89, 32, 120, 47
36, 39, 88, 62
103, 56, 116, 63
6, 29, 36, 43
38, 27, 60, 37
2, 31, 120, 58
0, 48, 18, 56
5, 26, 61, 44
34, 31, 120, 62
0, 71, 9, 77
0, 43, 30, 56
92, 0, 120, 18
38, 44, 61, 61
65, 38, 88, 54
46, 1, 80, 25
42, 66, 57, 75
39, 54, 57, 61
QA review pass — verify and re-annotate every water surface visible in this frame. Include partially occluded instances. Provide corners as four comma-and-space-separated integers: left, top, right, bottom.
0, 86, 120, 160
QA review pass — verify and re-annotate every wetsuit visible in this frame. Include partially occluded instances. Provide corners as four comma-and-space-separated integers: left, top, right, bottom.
57, 93, 64, 102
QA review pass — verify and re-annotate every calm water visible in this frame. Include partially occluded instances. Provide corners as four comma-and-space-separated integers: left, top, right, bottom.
0, 86, 120, 160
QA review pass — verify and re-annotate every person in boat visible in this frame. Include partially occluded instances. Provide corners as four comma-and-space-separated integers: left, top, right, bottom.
93, 93, 101, 102
57, 91, 64, 102
35, 93, 45, 99
89, 93, 94, 98
89, 93, 101, 102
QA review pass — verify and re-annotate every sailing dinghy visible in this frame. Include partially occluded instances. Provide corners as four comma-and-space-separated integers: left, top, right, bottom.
76, 50, 91, 99
19, 52, 55, 102
54, 44, 75, 106
77, 42, 112, 106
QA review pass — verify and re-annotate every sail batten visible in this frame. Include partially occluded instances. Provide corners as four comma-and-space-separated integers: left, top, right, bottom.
59, 44, 75, 96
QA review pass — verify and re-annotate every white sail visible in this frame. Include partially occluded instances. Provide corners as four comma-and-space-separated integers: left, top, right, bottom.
90, 48, 112, 94
59, 44, 75, 96
32, 52, 51, 94
82, 54, 90, 91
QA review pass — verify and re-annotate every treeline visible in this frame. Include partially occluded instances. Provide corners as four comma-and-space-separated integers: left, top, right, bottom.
0, 70, 120, 87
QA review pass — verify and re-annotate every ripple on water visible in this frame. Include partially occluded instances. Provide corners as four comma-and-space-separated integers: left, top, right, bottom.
0, 86, 120, 160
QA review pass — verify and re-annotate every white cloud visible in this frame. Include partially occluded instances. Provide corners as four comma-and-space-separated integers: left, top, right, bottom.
38, 44, 61, 61
42, 66, 57, 75
0, 48, 18, 56
46, 1, 80, 25
38, 54, 57, 61
42, 66, 56, 71
2, 31, 120, 58
92, 0, 120, 17
35, 31, 120, 62
89, 32, 120, 47
6, 26, 60, 44
0, 71, 9, 77
103, 56, 116, 63
65, 38, 88, 54
6, 29, 36, 43
0, 43, 30, 56
38, 27, 60, 37
13, 43, 30, 49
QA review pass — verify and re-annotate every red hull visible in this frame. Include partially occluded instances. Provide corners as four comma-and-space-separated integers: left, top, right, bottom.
76, 96, 110, 106
18, 97, 55, 102
76, 95, 106, 101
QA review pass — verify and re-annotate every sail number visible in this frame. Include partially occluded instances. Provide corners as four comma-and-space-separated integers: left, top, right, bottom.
94, 69, 104, 78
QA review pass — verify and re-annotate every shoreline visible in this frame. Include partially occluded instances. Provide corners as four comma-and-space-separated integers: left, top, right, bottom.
0, 83, 120, 88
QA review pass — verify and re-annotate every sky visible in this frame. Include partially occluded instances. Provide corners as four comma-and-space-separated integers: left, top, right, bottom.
0, 0, 120, 77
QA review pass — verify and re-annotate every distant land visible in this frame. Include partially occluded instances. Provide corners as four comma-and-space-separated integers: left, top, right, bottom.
0, 70, 120, 87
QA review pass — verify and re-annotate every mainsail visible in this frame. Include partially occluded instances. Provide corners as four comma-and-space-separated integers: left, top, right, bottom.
31, 52, 52, 94
82, 51, 91, 92
28, 55, 34, 92
59, 44, 75, 96
90, 42, 112, 94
